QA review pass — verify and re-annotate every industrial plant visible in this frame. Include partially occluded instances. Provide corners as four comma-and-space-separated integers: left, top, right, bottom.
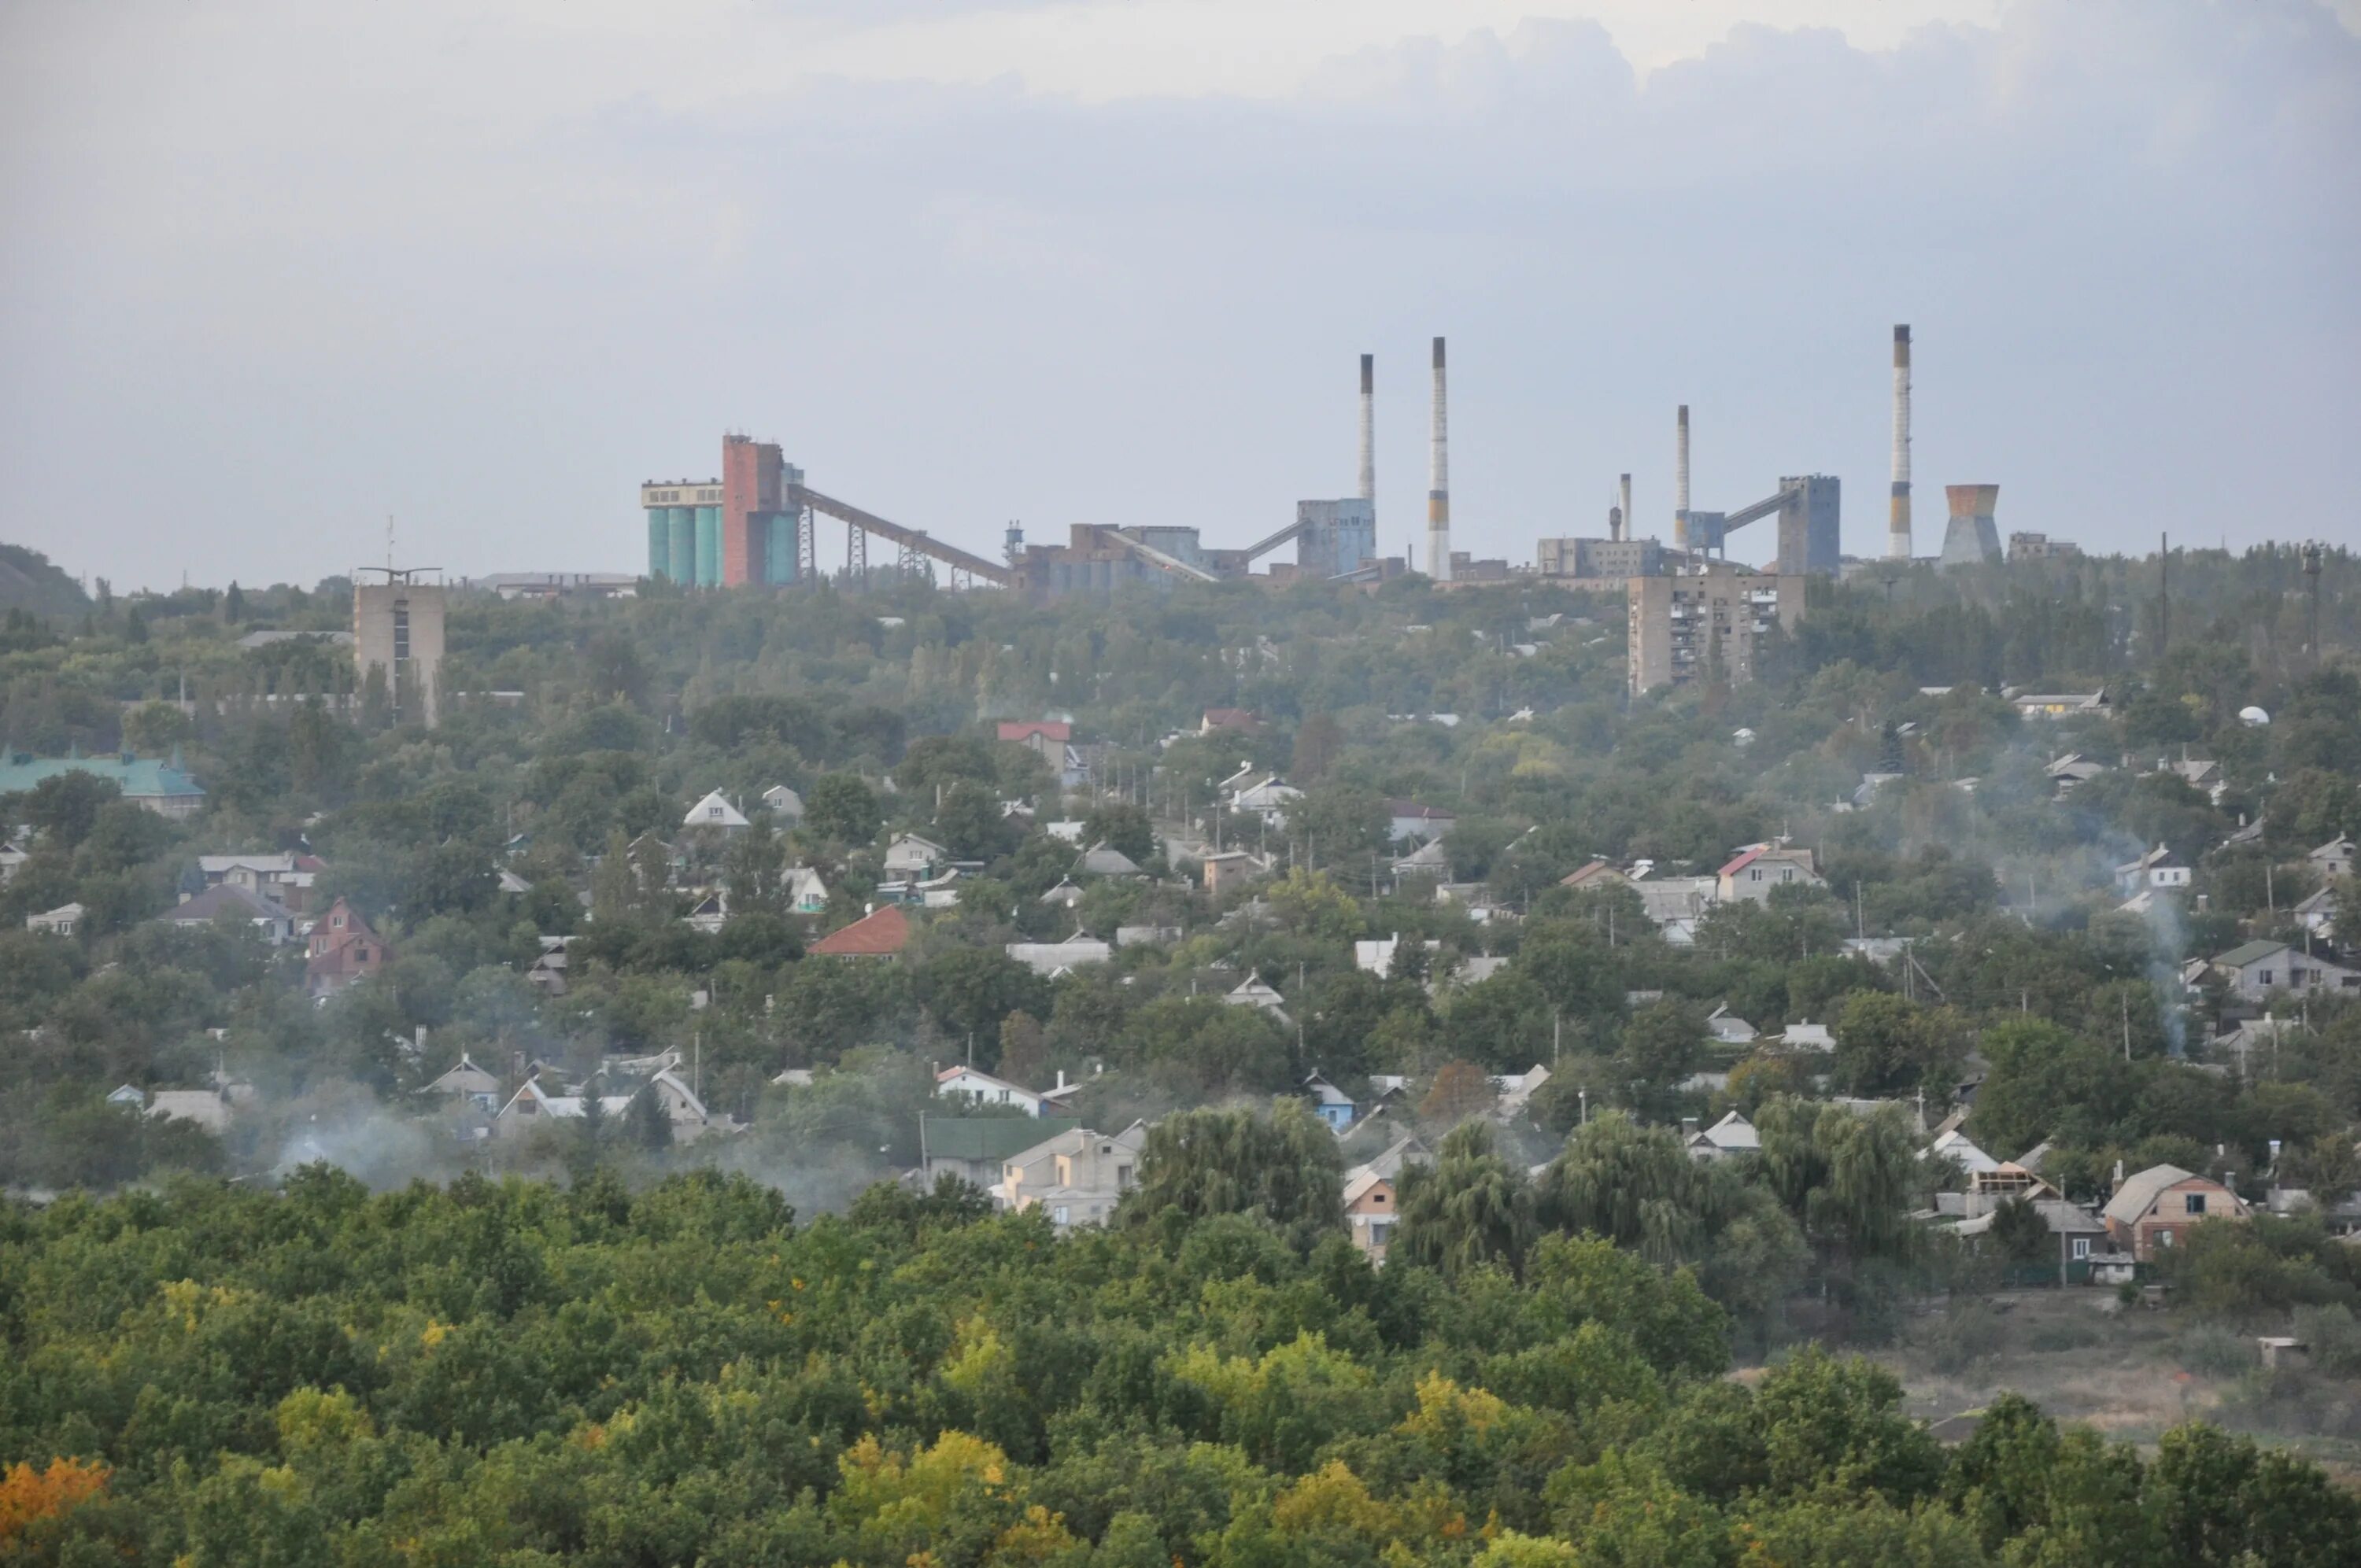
635, 319, 2056, 626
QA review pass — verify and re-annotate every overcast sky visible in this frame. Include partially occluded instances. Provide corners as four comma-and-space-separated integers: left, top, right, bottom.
2, 0, 2355, 589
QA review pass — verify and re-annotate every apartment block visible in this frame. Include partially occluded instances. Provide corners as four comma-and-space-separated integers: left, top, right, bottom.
1628, 566, 1805, 695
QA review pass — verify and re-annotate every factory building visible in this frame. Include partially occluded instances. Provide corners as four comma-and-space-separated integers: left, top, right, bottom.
1536, 536, 1664, 585
1294, 499, 1377, 580
353, 567, 445, 727
642, 437, 804, 587
1628, 564, 1806, 696
2008, 532, 2081, 563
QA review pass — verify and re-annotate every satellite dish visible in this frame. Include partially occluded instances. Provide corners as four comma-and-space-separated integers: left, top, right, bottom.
2239, 706, 2270, 727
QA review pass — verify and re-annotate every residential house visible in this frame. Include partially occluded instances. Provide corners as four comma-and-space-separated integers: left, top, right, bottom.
1387, 801, 1458, 846
1343, 1132, 1432, 1183
1391, 839, 1452, 879
937, 1064, 1047, 1116
1634, 876, 1718, 945
999, 1123, 1148, 1229
2157, 756, 2226, 802
883, 834, 950, 879
491, 1078, 637, 1137
1201, 850, 1269, 897
1043, 820, 1088, 844
1686, 1111, 1761, 1161
527, 939, 571, 996
2311, 836, 2357, 882
2011, 690, 2111, 719
1229, 776, 1302, 825
1075, 844, 1145, 877
26, 902, 85, 935
422, 1053, 502, 1112
1040, 878, 1084, 909
161, 882, 298, 944
2113, 844, 2192, 898
996, 720, 1072, 765
1303, 1073, 1357, 1131
2208, 940, 2361, 1003
1114, 924, 1181, 947
682, 790, 751, 834
1925, 1126, 2001, 1175
1491, 1064, 1551, 1119
1717, 843, 1824, 904
1705, 1004, 1758, 1046
305, 898, 390, 997
684, 890, 730, 934
195, 852, 306, 908
0, 748, 206, 818
785, 865, 829, 915
2102, 1163, 2251, 1262
1780, 1020, 1836, 1052
146, 1088, 236, 1133
1005, 937, 1113, 976
760, 784, 804, 828
1451, 954, 1510, 990
2293, 884, 2339, 941
1224, 976, 1290, 1024
1949, 1196, 2110, 1285
922, 1116, 1081, 1192
807, 903, 912, 959
0, 836, 26, 884
638, 1067, 726, 1142
1343, 1168, 1398, 1265
2044, 753, 2109, 795
106, 1083, 146, 1108
1558, 860, 1631, 894
1200, 708, 1261, 736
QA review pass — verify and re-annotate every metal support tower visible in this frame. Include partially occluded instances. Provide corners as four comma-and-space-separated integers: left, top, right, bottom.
796, 505, 817, 585
848, 519, 866, 587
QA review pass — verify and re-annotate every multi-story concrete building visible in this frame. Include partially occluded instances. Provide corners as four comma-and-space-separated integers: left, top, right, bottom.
1627, 566, 1806, 695
353, 568, 445, 727
1535, 536, 1663, 584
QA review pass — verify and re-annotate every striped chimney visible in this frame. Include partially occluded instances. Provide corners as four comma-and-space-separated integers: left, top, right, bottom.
1427, 336, 1452, 581
1674, 405, 1690, 551
1358, 354, 1376, 505
1617, 473, 1632, 544
1890, 325, 1912, 560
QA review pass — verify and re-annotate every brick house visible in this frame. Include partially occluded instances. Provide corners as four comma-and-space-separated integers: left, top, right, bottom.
2101, 1163, 2251, 1262
305, 898, 390, 997
1344, 1169, 1398, 1265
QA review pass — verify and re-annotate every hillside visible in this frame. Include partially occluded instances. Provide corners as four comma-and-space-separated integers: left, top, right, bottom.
0, 542, 91, 620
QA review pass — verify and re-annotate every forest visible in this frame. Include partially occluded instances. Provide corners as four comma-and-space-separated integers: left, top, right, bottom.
2, 541, 2359, 1558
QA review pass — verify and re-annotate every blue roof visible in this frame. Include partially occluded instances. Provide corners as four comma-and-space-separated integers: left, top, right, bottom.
0, 752, 205, 800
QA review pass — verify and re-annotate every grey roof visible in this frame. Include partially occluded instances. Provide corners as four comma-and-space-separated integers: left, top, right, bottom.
162, 883, 294, 924
2212, 940, 2289, 970
2102, 1164, 2209, 1227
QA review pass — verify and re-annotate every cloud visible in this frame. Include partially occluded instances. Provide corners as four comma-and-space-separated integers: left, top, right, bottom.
0, 1, 2355, 585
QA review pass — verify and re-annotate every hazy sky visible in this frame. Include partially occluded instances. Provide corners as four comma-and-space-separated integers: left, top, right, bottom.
2, 0, 2356, 589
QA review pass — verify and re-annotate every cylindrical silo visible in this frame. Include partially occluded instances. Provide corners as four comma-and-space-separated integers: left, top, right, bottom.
647, 512, 669, 580
695, 506, 722, 586
667, 508, 694, 584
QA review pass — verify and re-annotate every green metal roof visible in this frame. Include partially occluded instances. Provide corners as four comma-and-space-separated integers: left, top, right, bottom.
2212, 939, 2287, 969
0, 753, 205, 800
924, 1116, 1077, 1162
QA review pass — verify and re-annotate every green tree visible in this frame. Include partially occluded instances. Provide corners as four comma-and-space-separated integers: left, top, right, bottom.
911, 946, 1051, 1063
1393, 1121, 1536, 1278
1124, 1101, 1344, 1238
803, 773, 881, 846
1082, 801, 1155, 864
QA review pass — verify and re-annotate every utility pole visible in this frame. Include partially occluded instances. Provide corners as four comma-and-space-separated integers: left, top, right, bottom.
2122, 989, 2132, 1061
2302, 540, 2324, 662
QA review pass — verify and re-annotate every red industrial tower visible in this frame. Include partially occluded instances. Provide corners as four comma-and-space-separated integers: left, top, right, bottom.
722, 434, 789, 586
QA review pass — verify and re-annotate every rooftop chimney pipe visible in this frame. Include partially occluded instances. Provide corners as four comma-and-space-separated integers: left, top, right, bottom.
1427, 337, 1451, 581
1889, 325, 1912, 560
1674, 405, 1691, 552
1358, 353, 1376, 507
1617, 473, 1632, 545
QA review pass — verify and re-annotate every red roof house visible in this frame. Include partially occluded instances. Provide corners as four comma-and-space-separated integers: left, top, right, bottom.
807, 903, 912, 959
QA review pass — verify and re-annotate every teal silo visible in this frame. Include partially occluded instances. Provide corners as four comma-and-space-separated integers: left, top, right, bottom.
694, 506, 721, 586
667, 508, 694, 585
647, 512, 669, 580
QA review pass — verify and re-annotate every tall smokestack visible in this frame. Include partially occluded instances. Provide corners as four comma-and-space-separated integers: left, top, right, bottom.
1674, 405, 1690, 552
1358, 354, 1375, 506
1427, 336, 1451, 581
1617, 473, 1632, 544
1889, 325, 1912, 560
